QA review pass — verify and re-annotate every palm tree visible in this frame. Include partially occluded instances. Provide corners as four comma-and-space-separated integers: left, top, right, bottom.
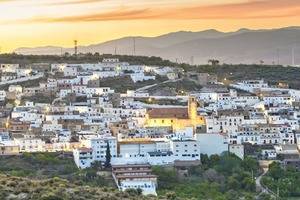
208, 59, 220, 66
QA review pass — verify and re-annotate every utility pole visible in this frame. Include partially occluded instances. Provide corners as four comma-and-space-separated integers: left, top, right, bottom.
74, 40, 78, 57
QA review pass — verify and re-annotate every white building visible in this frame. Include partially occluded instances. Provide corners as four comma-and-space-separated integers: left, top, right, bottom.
74, 135, 117, 168
196, 133, 228, 156
230, 80, 269, 93
8, 85, 22, 94
73, 147, 93, 169
63, 66, 78, 77
0, 90, 6, 101
15, 136, 46, 152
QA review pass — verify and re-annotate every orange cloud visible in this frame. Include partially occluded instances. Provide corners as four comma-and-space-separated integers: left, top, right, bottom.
45, 0, 104, 6
181, 0, 300, 19
6, 0, 300, 24
13, 8, 162, 23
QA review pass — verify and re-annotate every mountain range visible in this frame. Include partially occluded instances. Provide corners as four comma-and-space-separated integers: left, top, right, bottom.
14, 27, 300, 65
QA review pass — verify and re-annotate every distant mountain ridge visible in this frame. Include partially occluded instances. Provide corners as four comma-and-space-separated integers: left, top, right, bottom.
14, 27, 300, 65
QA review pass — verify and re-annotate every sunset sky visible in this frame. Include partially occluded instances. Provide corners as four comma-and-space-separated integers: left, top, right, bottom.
0, 0, 299, 52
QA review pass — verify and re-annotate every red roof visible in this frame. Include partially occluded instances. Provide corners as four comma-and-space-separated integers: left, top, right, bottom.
77, 147, 92, 152
147, 108, 188, 119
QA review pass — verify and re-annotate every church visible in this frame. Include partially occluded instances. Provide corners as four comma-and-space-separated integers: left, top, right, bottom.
145, 96, 205, 132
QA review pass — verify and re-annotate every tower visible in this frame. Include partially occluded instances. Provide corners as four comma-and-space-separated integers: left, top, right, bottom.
188, 96, 198, 120
74, 40, 78, 56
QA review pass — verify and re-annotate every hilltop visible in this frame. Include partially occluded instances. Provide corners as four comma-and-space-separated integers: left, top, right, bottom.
14, 27, 300, 65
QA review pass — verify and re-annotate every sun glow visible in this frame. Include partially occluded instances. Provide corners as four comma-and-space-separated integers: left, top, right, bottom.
0, 0, 299, 53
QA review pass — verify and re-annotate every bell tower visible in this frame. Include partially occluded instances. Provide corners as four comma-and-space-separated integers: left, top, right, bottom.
188, 96, 198, 120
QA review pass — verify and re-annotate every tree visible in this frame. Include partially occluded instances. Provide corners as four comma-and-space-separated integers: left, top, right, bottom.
242, 177, 255, 191
259, 60, 265, 65
166, 192, 177, 200
258, 193, 272, 200
104, 141, 111, 168
208, 59, 220, 66
210, 154, 221, 166
85, 169, 97, 180
227, 176, 240, 190
242, 157, 259, 173
125, 188, 140, 196
200, 154, 209, 166
268, 162, 284, 180
91, 160, 102, 170
203, 169, 224, 184
136, 188, 143, 196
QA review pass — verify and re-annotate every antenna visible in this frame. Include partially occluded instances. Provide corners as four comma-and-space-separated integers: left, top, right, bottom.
74, 40, 78, 56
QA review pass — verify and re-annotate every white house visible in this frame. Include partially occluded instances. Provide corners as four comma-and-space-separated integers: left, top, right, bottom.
0, 90, 6, 101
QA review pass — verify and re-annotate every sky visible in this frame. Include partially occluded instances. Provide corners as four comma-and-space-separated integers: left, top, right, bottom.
0, 0, 299, 53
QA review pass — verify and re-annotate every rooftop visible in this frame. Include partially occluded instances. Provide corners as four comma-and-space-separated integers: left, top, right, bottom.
147, 107, 188, 119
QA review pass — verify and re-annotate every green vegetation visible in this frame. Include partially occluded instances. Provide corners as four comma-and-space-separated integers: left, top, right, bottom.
105, 141, 112, 168
262, 162, 300, 198
186, 64, 300, 89
100, 75, 168, 93
0, 174, 158, 200
0, 53, 174, 66
147, 78, 201, 95
0, 153, 114, 187
2, 53, 300, 90
0, 77, 46, 90
0, 152, 263, 200
152, 153, 260, 200
21, 92, 56, 104
136, 98, 187, 106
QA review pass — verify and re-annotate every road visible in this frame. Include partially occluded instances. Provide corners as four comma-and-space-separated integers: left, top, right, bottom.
256, 168, 277, 199
135, 78, 182, 92
256, 169, 268, 193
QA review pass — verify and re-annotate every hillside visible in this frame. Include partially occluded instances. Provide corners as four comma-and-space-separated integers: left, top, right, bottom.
0, 153, 263, 200
14, 27, 300, 65
0, 174, 158, 200
1, 53, 300, 90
